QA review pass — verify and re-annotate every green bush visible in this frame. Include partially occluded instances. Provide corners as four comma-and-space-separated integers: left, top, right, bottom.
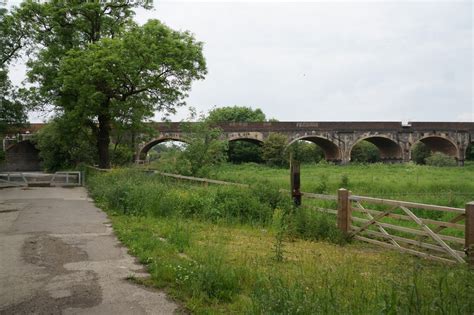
411, 142, 431, 165
425, 152, 457, 167
110, 144, 134, 166
351, 140, 381, 163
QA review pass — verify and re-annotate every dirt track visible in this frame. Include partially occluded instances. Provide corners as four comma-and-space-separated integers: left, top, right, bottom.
0, 187, 177, 314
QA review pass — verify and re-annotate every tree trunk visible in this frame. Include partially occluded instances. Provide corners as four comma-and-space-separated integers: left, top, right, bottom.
97, 114, 111, 169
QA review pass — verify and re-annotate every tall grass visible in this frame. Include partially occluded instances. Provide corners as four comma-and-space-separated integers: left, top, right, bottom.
87, 166, 474, 314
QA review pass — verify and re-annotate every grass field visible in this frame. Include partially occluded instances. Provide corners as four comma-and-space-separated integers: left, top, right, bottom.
87, 164, 474, 314
209, 162, 474, 208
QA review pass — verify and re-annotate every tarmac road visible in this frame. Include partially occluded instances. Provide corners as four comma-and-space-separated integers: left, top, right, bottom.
0, 186, 177, 315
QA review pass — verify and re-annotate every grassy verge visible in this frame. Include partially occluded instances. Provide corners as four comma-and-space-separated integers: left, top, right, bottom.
88, 168, 474, 314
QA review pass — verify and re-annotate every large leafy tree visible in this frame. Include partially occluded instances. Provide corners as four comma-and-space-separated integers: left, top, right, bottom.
0, 8, 27, 136
6, 1, 206, 168
57, 20, 206, 167
207, 106, 266, 163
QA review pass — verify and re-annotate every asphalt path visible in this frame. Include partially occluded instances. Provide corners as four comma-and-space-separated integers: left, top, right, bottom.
0, 186, 177, 315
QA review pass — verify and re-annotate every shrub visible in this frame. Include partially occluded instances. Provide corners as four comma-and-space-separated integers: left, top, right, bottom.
110, 144, 134, 166
411, 142, 431, 165
425, 152, 457, 167
351, 140, 381, 163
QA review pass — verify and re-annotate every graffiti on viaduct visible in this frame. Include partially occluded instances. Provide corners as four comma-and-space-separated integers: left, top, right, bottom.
1, 121, 473, 171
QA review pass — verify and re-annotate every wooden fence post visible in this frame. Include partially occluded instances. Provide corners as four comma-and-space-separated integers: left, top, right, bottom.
290, 159, 301, 206
466, 202, 474, 266
337, 189, 351, 235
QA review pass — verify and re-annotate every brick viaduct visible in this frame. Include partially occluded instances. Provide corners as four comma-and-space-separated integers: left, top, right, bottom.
1, 121, 473, 171
138, 121, 474, 165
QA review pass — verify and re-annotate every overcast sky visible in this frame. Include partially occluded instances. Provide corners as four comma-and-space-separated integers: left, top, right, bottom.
6, 0, 474, 122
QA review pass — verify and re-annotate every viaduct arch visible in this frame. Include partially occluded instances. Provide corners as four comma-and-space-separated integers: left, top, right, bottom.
0, 140, 41, 171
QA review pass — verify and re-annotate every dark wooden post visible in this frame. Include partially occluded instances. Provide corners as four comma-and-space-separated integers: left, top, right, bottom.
337, 189, 351, 235
290, 159, 301, 206
466, 202, 474, 266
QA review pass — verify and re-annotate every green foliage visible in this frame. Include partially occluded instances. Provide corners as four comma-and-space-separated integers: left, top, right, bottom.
207, 106, 266, 164
34, 117, 96, 171
6, 2, 206, 168
465, 144, 474, 161
228, 141, 263, 164
88, 170, 278, 225
351, 140, 381, 163
339, 174, 350, 189
188, 247, 241, 302
110, 144, 134, 166
314, 174, 329, 194
213, 186, 273, 224
207, 106, 266, 123
288, 141, 324, 164
0, 68, 26, 135
167, 222, 192, 253
149, 143, 185, 161
272, 208, 288, 262
425, 152, 457, 167
262, 133, 289, 167
411, 142, 431, 165
88, 167, 474, 314
287, 207, 346, 245
180, 121, 228, 177
251, 180, 284, 209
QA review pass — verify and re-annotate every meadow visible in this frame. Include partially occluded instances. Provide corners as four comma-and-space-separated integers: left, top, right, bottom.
87, 163, 474, 314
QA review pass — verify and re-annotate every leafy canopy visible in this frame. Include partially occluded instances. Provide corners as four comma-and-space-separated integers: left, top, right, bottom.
207, 106, 266, 123
5, 1, 207, 168
58, 20, 206, 122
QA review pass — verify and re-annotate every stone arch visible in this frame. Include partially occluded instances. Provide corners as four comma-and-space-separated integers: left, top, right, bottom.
1, 140, 41, 171
287, 136, 341, 162
412, 136, 459, 160
137, 136, 189, 160
227, 132, 264, 144
350, 136, 403, 163
227, 137, 264, 164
